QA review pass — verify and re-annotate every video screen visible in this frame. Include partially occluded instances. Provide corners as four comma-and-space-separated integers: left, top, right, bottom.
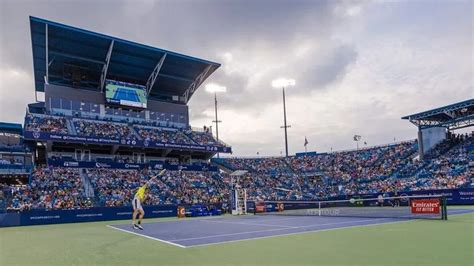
105, 80, 147, 108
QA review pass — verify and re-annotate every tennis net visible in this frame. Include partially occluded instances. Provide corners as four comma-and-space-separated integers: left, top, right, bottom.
252, 195, 448, 220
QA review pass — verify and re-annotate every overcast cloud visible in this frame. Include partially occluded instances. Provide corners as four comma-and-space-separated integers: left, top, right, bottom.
0, 0, 472, 156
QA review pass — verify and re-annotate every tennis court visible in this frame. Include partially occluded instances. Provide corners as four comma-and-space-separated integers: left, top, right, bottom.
113, 87, 140, 102
108, 208, 474, 248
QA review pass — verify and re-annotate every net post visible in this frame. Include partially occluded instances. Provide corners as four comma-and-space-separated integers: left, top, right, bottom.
442, 196, 448, 220
243, 189, 247, 215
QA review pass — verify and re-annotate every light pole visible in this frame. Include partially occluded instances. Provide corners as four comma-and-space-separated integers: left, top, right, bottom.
353, 135, 362, 150
272, 78, 295, 157
205, 83, 227, 158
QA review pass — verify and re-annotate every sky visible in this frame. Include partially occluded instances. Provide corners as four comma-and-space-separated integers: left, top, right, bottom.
0, 0, 472, 156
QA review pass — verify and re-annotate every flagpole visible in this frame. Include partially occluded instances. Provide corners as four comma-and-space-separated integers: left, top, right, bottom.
304, 137, 308, 153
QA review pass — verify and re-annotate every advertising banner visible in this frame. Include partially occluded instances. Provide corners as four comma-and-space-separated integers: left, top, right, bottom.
410, 199, 441, 214
1, 205, 177, 227
47, 159, 218, 172
24, 131, 232, 153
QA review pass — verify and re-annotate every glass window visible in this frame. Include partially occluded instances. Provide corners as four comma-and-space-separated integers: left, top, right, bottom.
71, 100, 81, 111
61, 99, 72, 110
81, 102, 90, 112
105, 107, 114, 115
91, 104, 99, 114
51, 98, 61, 108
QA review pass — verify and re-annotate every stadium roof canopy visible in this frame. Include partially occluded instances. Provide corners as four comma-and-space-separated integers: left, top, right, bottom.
0, 122, 23, 134
29, 16, 220, 103
402, 99, 474, 130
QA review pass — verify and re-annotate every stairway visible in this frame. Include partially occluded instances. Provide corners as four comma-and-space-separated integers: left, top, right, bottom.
80, 168, 95, 198
282, 159, 304, 197
67, 119, 77, 135
130, 125, 142, 140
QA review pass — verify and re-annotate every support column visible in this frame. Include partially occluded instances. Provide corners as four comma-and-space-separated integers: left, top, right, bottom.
417, 128, 424, 161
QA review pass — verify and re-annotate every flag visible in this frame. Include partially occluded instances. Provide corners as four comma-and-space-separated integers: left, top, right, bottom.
304, 137, 309, 147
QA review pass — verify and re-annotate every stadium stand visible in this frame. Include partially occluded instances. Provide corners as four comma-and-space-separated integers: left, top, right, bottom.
185, 130, 225, 147
6, 168, 93, 211
134, 126, 195, 144
213, 135, 473, 200
4, 133, 471, 211
1, 18, 472, 231
0, 123, 32, 181
24, 114, 69, 134
23, 113, 232, 148
73, 119, 137, 140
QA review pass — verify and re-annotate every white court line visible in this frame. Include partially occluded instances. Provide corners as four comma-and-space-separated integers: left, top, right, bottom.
171, 218, 389, 242
185, 211, 474, 248
106, 211, 473, 248
106, 225, 186, 249
186, 219, 415, 248
200, 219, 298, 228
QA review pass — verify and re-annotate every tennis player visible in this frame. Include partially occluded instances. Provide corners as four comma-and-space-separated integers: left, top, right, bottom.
132, 169, 166, 230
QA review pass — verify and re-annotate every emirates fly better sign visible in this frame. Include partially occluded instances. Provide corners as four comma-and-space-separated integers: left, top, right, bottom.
410, 199, 441, 214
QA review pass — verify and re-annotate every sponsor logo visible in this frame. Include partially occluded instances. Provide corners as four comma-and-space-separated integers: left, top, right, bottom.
116, 212, 133, 216
95, 163, 111, 168
124, 164, 140, 169
30, 215, 60, 220
76, 213, 103, 217
32, 131, 41, 139
410, 199, 440, 214
63, 161, 79, 167
400, 193, 409, 202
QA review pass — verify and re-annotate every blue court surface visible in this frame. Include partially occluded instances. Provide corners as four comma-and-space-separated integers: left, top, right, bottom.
108, 208, 474, 248
114, 88, 139, 102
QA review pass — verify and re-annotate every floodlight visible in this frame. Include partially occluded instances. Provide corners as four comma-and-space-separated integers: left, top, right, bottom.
271, 78, 296, 88
205, 84, 227, 93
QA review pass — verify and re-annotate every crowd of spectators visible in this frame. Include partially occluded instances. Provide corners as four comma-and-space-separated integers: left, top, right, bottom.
185, 130, 224, 147
217, 137, 472, 200
6, 168, 93, 211
217, 157, 293, 175
25, 114, 69, 134
134, 126, 194, 145
23, 113, 229, 148
74, 119, 136, 140
88, 169, 229, 207
2, 134, 472, 211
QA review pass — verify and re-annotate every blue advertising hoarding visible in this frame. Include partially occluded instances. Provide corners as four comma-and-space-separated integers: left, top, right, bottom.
47, 159, 218, 172
24, 131, 232, 153
248, 188, 474, 213
0, 205, 176, 227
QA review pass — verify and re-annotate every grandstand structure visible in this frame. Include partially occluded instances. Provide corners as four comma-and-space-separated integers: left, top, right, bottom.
24, 16, 231, 167
0, 122, 32, 185
402, 99, 473, 160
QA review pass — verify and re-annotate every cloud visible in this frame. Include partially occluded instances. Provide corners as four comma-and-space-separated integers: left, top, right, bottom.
0, 66, 35, 123
0, 0, 472, 156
